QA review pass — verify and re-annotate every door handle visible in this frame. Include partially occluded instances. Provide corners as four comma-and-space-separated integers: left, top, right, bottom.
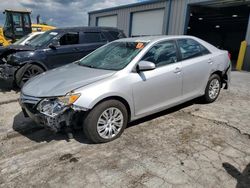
174, 67, 181, 73
208, 58, 213, 64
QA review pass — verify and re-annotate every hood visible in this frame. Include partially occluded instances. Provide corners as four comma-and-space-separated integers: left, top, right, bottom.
0, 45, 35, 57
22, 63, 116, 97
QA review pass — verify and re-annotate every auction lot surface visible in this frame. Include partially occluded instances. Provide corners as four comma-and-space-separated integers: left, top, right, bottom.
0, 71, 250, 188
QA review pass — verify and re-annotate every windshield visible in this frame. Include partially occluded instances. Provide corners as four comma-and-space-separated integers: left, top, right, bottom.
28, 31, 59, 48
78, 41, 147, 70
13, 33, 31, 45
13, 33, 42, 45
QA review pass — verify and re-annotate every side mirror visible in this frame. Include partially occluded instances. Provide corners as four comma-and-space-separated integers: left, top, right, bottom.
137, 60, 156, 72
48, 40, 59, 50
24, 41, 30, 46
49, 44, 57, 50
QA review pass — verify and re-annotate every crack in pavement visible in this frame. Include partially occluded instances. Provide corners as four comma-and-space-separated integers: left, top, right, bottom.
0, 99, 18, 106
184, 110, 250, 140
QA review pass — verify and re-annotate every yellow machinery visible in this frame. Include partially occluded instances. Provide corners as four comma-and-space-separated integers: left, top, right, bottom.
236, 41, 247, 71
0, 9, 55, 46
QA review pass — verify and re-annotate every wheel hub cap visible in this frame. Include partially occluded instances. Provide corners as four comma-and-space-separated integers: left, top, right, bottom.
22, 67, 42, 83
208, 79, 220, 100
97, 107, 124, 139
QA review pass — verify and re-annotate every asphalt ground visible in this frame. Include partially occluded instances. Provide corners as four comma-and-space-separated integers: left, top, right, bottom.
0, 71, 250, 188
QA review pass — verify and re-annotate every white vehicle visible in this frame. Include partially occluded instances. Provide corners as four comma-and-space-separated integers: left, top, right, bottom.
13, 32, 44, 46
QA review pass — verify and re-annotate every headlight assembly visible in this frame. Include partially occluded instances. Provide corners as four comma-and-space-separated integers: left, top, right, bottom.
11, 53, 27, 59
36, 93, 81, 117
57, 93, 81, 106
8, 52, 35, 62
37, 99, 64, 117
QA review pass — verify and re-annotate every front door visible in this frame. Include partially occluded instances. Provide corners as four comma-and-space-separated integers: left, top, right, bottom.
132, 40, 183, 117
45, 32, 82, 69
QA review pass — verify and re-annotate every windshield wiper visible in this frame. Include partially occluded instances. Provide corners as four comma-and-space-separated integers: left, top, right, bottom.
78, 63, 95, 68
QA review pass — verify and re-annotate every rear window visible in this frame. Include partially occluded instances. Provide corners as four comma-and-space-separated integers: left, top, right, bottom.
177, 39, 210, 60
109, 31, 125, 39
80, 32, 106, 43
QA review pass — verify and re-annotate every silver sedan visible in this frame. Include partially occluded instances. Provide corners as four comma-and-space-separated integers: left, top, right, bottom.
20, 36, 231, 143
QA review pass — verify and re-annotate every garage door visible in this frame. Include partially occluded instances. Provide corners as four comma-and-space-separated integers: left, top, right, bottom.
131, 9, 165, 37
97, 15, 117, 27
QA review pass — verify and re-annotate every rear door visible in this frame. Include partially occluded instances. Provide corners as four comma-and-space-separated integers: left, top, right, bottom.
177, 38, 212, 99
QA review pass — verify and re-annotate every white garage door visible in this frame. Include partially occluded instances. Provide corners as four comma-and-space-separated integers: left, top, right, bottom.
131, 9, 165, 37
97, 15, 117, 27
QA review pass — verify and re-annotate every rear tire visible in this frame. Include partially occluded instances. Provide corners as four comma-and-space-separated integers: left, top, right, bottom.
83, 100, 128, 144
203, 74, 221, 103
16, 65, 44, 88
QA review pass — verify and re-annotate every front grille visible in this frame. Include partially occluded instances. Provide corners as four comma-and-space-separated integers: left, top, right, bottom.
24, 103, 38, 114
20, 93, 42, 114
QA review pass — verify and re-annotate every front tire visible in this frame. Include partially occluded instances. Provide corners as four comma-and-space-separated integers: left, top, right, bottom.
83, 100, 128, 144
203, 74, 221, 103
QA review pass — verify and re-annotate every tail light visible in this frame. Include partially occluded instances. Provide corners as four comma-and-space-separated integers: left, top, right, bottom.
228, 52, 231, 60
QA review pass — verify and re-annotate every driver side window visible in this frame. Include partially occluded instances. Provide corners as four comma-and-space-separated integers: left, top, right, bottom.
141, 40, 178, 67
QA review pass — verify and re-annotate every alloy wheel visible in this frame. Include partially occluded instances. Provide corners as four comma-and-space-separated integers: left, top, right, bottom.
97, 107, 124, 139
208, 78, 220, 100
21, 66, 43, 84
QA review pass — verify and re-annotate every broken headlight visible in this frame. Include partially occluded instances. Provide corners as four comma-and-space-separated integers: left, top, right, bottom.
36, 93, 81, 117
37, 99, 66, 117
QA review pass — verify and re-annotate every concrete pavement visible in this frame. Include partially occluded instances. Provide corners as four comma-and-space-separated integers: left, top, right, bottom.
0, 71, 250, 188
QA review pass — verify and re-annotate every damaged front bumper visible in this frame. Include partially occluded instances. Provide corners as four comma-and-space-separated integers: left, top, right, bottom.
19, 93, 87, 132
0, 63, 19, 82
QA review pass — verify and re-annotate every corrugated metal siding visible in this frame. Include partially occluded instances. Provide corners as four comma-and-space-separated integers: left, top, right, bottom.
168, 0, 185, 34
89, 0, 250, 43
89, 1, 168, 36
243, 46, 250, 71
167, 0, 211, 35
246, 14, 250, 44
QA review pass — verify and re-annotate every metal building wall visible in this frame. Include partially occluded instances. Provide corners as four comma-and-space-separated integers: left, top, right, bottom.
168, 0, 250, 44
88, 1, 168, 37
89, 0, 250, 44
243, 13, 250, 71
167, 0, 187, 35
246, 13, 250, 43
168, 0, 212, 35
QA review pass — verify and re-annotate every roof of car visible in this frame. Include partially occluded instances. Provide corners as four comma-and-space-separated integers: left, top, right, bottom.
30, 32, 44, 35
116, 35, 219, 52
50, 27, 122, 33
116, 35, 198, 43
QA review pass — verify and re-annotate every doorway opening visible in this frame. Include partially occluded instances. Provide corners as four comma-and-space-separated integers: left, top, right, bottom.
187, 4, 249, 66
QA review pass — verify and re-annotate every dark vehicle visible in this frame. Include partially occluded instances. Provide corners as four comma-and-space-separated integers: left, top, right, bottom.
0, 27, 126, 87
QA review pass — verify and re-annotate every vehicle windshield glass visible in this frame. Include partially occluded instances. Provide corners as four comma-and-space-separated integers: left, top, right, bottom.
28, 31, 58, 47
78, 41, 147, 70
13, 33, 42, 45
13, 34, 31, 45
